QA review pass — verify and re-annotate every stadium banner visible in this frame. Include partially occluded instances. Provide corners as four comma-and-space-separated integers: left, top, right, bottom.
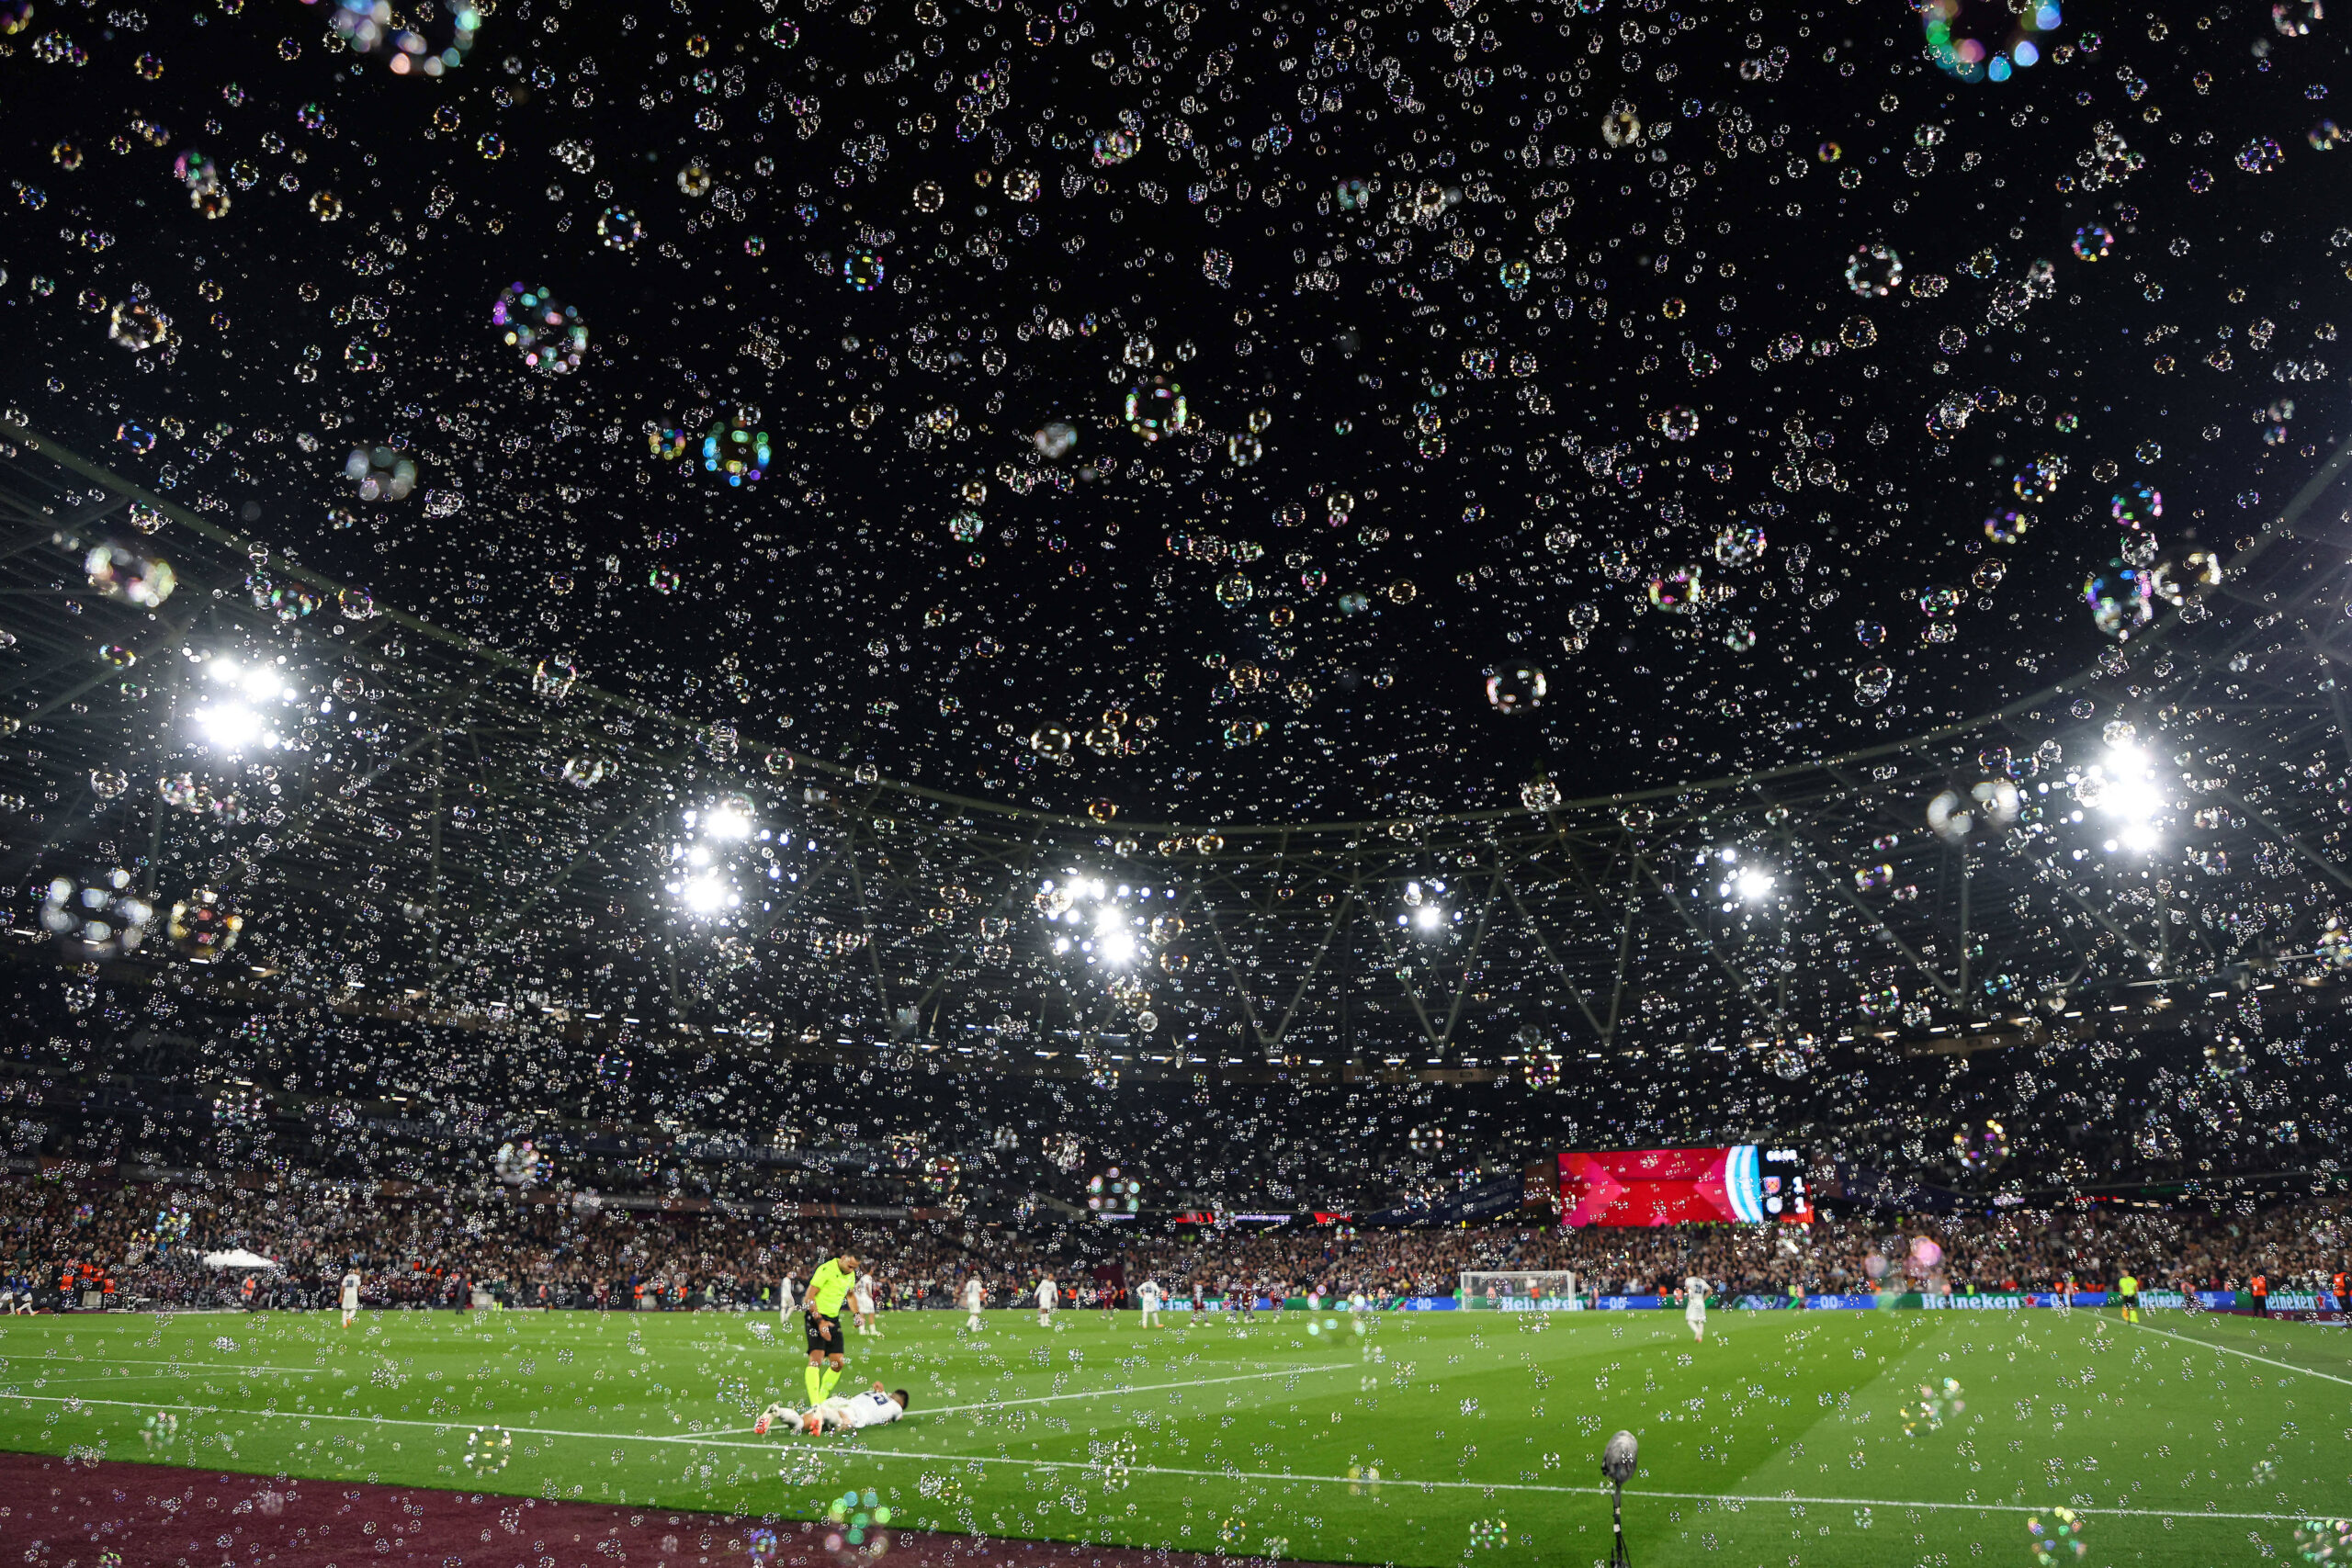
1555, 1145, 1812, 1226
1462, 1295, 1585, 1313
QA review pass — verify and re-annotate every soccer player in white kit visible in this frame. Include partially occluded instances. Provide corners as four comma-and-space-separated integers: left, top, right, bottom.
1035, 1276, 1057, 1327
1683, 1275, 1710, 1342
340, 1269, 361, 1328
960, 1274, 987, 1331
777, 1270, 797, 1322
802, 1382, 909, 1435
1136, 1277, 1163, 1328
852, 1271, 879, 1336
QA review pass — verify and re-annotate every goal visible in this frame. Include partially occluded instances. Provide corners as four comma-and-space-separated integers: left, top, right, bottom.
1458, 1270, 1579, 1310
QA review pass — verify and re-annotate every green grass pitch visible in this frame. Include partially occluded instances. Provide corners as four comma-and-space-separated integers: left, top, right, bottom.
0, 1303, 2341, 1565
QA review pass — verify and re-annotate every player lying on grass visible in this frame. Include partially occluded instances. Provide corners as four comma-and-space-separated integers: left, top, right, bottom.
753, 1382, 908, 1435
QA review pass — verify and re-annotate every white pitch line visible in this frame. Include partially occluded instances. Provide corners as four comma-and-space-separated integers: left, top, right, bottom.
922, 1360, 1360, 1416
18, 1357, 331, 1376
0, 1391, 771, 1451
0, 1391, 2326, 1528
2125, 1319, 2352, 1389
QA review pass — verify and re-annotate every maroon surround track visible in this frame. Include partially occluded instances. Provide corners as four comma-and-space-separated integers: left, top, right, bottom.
0, 1450, 1322, 1568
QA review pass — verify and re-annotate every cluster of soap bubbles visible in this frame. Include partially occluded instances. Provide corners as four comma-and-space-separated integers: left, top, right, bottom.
1085, 1168, 1142, 1213
2029, 1507, 2087, 1565
40, 869, 153, 958
492, 1138, 550, 1187
2297, 1519, 2352, 1563
822, 1487, 892, 1551
491, 284, 587, 375
328, 0, 479, 73
1900, 1376, 1965, 1436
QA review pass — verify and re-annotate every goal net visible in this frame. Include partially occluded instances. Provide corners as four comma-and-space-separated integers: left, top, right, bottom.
1458, 1270, 1579, 1310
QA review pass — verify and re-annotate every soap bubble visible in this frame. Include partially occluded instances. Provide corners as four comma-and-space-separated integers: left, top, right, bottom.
1484, 666, 1546, 713
599, 207, 645, 250
85, 541, 176, 607
345, 446, 418, 502
2027, 1507, 2086, 1566
1124, 377, 1189, 442
41, 868, 153, 958
2084, 566, 2154, 638
701, 413, 773, 484
2071, 224, 2115, 261
1844, 243, 1903, 298
168, 888, 244, 963
2111, 481, 2162, 528
1984, 508, 2033, 544
328, 0, 479, 75
107, 299, 171, 351
490, 283, 587, 374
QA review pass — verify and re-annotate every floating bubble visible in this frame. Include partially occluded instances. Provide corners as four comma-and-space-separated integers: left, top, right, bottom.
107, 299, 171, 351
41, 869, 153, 959
2028, 1507, 2087, 1566
2071, 223, 2115, 261
2085, 565, 2155, 638
1900, 1376, 1965, 1436
1844, 243, 1903, 298
1953, 1119, 2007, 1168
1124, 377, 1189, 442
491, 283, 587, 374
168, 888, 243, 963
1984, 508, 2033, 544
344, 446, 417, 502
598, 207, 645, 250
2110, 480, 2162, 527
2013, 453, 2065, 502
1645, 565, 1703, 613
701, 413, 773, 484
2237, 136, 2287, 174
85, 541, 176, 606
462, 1425, 513, 1473
2151, 550, 2222, 603
1484, 666, 1545, 713
328, 0, 478, 74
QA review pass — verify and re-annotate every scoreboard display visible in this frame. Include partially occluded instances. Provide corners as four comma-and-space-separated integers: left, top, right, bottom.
1553, 1145, 1812, 1227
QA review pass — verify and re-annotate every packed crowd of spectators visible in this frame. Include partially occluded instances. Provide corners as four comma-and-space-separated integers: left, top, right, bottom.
0, 1171, 2335, 1314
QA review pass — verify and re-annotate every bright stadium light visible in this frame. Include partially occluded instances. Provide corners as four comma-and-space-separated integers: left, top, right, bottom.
193, 703, 264, 750
679, 874, 729, 914
1736, 867, 1776, 902
1414, 903, 1444, 931
1099, 928, 1137, 964
2087, 740, 2165, 852
702, 795, 754, 840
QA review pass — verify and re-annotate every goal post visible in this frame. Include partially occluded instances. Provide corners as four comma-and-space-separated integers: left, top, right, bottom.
1458, 1270, 1579, 1310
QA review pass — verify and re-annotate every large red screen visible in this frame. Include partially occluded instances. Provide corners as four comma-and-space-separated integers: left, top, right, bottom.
1555, 1145, 1809, 1227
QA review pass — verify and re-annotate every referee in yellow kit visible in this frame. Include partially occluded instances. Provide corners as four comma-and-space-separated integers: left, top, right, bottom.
803, 1251, 860, 1408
